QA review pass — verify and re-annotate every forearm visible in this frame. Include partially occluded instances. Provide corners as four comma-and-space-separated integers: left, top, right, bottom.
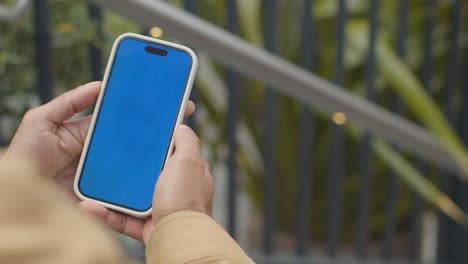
146, 211, 254, 263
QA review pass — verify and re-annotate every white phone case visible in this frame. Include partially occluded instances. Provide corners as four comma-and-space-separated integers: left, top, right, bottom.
73, 33, 198, 218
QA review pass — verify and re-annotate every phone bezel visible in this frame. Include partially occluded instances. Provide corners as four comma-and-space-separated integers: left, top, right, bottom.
73, 33, 198, 218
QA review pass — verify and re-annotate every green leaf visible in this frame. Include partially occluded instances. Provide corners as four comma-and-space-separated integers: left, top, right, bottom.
195, 54, 264, 190
237, 0, 263, 46
373, 138, 468, 226
315, 0, 367, 19
341, 120, 468, 226
377, 43, 468, 178
346, 20, 468, 180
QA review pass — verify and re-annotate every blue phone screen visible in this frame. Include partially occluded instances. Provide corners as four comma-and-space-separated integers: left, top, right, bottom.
78, 37, 193, 212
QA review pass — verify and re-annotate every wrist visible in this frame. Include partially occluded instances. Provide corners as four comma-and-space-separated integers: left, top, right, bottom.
145, 210, 212, 247
152, 206, 211, 227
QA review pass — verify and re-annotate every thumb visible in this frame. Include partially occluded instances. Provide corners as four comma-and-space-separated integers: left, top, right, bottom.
38, 82, 101, 124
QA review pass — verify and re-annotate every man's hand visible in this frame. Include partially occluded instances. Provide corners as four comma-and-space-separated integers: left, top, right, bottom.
6, 82, 195, 196
80, 125, 214, 244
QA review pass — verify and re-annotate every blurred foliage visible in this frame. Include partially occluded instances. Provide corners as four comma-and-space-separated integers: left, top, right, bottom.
1, 0, 468, 249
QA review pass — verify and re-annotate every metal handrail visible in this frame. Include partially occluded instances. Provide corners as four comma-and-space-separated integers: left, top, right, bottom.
90, 0, 459, 174
0, 0, 31, 22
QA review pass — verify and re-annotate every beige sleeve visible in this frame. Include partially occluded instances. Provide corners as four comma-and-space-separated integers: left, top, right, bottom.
0, 158, 131, 264
146, 211, 255, 264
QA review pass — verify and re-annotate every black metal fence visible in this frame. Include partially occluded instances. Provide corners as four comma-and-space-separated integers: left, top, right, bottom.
4, 0, 468, 263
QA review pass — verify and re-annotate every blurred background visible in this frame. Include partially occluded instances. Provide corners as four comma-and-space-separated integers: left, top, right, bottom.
1, 0, 468, 263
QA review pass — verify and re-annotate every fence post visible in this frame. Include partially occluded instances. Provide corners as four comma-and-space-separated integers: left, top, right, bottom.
447, 47, 468, 264
184, 0, 198, 131
296, 0, 314, 256
33, 0, 53, 103
225, 0, 239, 239
438, 0, 466, 262
327, 0, 347, 257
262, 0, 278, 255
88, 3, 103, 80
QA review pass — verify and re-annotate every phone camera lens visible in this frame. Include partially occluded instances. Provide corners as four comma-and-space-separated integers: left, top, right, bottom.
145, 46, 168, 57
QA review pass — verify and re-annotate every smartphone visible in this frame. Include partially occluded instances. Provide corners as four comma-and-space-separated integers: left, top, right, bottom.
74, 33, 198, 218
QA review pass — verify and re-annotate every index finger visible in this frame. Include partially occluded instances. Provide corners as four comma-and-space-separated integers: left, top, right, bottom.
173, 125, 201, 156
39, 82, 101, 123
185, 101, 195, 118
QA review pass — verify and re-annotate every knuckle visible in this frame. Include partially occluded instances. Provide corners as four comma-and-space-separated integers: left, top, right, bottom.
193, 134, 201, 146
203, 160, 211, 172
23, 108, 40, 121
173, 153, 204, 171
207, 173, 214, 190
110, 213, 127, 234
178, 125, 193, 136
178, 153, 198, 163
181, 125, 201, 145
203, 165, 214, 191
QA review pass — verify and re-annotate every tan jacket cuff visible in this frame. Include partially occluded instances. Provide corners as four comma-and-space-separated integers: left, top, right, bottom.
146, 211, 254, 263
